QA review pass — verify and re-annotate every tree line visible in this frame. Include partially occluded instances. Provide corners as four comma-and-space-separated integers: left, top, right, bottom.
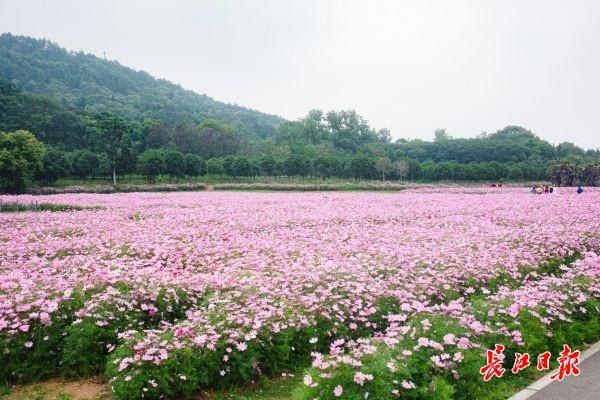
2, 34, 599, 193
2, 122, 598, 193
548, 162, 600, 187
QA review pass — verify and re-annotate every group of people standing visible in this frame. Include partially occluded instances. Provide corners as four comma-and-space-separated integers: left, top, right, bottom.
531, 185, 554, 194
530, 185, 585, 194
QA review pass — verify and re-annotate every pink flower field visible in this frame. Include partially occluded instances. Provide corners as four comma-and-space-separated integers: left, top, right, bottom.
1, 187, 599, 399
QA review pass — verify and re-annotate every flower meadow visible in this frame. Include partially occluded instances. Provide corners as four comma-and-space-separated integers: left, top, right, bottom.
0, 188, 599, 399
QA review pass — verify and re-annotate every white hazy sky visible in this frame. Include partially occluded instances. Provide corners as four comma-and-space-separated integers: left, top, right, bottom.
1, 0, 599, 148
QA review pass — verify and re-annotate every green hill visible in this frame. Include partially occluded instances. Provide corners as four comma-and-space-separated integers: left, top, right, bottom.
1, 33, 598, 192
0, 33, 284, 140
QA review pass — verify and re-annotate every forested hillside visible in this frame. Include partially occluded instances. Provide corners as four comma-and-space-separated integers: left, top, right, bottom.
0, 33, 598, 192
0, 33, 283, 139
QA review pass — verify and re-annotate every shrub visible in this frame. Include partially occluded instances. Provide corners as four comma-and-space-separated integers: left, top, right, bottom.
62, 285, 201, 377
0, 293, 86, 383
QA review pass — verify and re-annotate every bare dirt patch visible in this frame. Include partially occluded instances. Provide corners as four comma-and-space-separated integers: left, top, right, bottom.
1, 378, 109, 400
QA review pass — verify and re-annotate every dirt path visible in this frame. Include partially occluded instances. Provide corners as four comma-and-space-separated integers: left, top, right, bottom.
1, 378, 109, 400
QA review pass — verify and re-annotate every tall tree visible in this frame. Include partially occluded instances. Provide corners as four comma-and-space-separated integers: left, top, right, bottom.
0, 130, 45, 192
184, 153, 204, 178
258, 155, 277, 176
232, 156, 252, 177
284, 154, 309, 177
206, 158, 224, 176
70, 150, 99, 180
395, 160, 409, 181
313, 156, 332, 179
97, 114, 128, 185
38, 147, 70, 183
116, 134, 137, 177
163, 150, 186, 180
375, 156, 394, 181
348, 154, 375, 180
138, 150, 165, 183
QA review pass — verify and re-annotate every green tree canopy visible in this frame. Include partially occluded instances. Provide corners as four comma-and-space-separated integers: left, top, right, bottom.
163, 149, 186, 179
232, 156, 252, 177
284, 154, 310, 176
37, 147, 70, 183
138, 150, 165, 183
70, 150, 99, 179
206, 158, 224, 176
0, 130, 45, 191
184, 153, 204, 177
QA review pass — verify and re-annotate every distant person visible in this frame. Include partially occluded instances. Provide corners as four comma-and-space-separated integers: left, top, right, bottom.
535, 185, 543, 194
531, 185, 537, 194
549, 186, 554, 193
577, 185, 584, 194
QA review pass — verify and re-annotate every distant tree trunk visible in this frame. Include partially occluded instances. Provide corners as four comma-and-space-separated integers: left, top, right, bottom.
112, 169, 117, 186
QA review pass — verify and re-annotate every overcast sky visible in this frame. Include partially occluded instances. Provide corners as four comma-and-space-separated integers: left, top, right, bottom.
1, 0, 599, 148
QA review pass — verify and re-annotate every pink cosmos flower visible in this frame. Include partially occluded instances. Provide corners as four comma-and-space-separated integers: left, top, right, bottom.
507, 303, 520, 318
401, 380, 416, 389
333, 385, 343, 397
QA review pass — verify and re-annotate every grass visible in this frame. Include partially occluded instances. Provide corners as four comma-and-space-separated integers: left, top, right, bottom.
0, 202, 101, 213
49, 175, 541, 188
0, 379, 107, 400
212, 374, 301, 400
212, 181, 412, 191
23, 174, 548, 195
0, 365, 580, 400
0, 376, 301, 400
0, 384, 71, 400
52, 175, 386, 186
27, 182, 206, 195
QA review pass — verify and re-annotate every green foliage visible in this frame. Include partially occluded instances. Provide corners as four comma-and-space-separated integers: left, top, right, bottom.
37, 148, 70, 183
295, 305, 600, 400
223, 155, 237, 176
313, 156, 333, 178
107, 321, 337, 400
69, 150, 99, 179
0, 202, 98, 213
138, 150, 165, 183
0, 293, 86, 384
2, 33, 598, 190
348, 154, 375, 179
62, 286, 197, 377
162, 149, 186, 179
375, 157, 394, 180
0, 129, 45, 192
195, 119, 242, 158
548, 161, 600, 187
184, 153, 204, 177
0, 34, 283, 140
0, 80, 91, 150
284, 154, 309, 177
116, 135, 137, 176
95, 115, 128, 177
206, 158, 224, 176
232, 156, 253, 177
212, 181, 407, 191
28, 182, 206, 195
258, 155, 277, 176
